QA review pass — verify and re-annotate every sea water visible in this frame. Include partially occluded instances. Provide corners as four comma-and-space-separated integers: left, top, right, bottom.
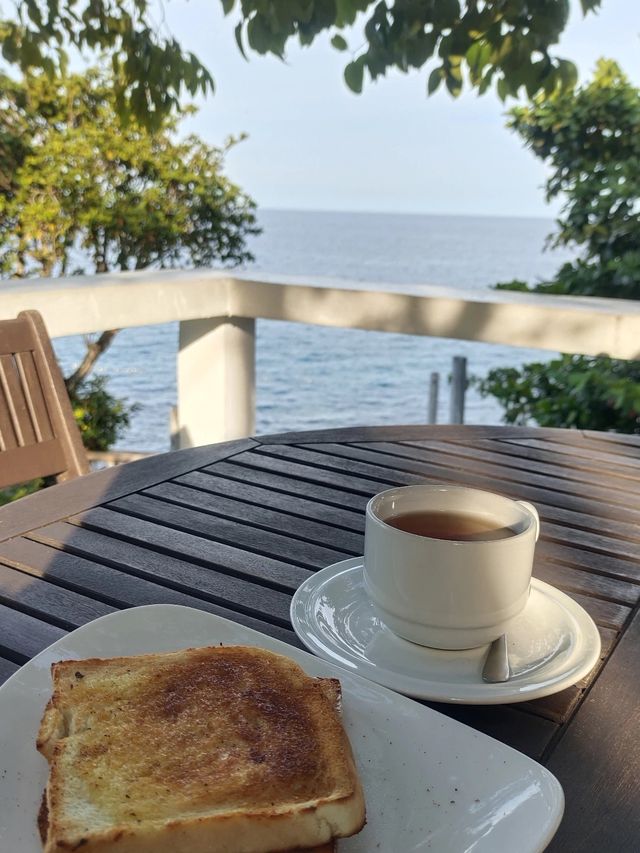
52, 210, 574, 452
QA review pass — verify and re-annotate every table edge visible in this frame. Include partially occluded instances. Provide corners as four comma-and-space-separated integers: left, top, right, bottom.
0, 438, 258, 542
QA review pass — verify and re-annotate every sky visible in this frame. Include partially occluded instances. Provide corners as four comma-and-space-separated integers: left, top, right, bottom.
159, 0, 640, 218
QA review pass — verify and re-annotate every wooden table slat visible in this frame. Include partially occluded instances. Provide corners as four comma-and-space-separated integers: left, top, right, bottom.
235, 447, 390, 495
545, 609, 640, 851
535, 539, 640, 585
203, 460, 367, 511
0, 536, 300, 645
0, 562, 114, 629
264, 446, 640, 525
582, 429, 640, 448
540, 521, 640, 563
256, 425, 583, 446
0, 438, 258, 542
69, 508, 312, 592
395, 439, 640, 495
556, 590, 630, 631
0, 522, 289, 626
143, 481, 364, 554
175, 470, 364, 532
21, 522, 296, 624
0, 600, 65, 661
348, 439, 640, 506
501, 437, 640, 472
533, 560, 640, 607
339, 441, 640, 542
0, 655, 19, 684
0, 424, 638, 853
107, 493, 350, 571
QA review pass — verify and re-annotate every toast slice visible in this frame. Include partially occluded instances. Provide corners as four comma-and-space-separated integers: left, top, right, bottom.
37, 645, 365, 852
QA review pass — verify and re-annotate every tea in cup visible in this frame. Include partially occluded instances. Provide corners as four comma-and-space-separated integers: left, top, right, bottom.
363, 484, 540, 650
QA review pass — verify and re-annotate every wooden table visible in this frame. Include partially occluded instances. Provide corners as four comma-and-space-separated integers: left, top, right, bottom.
1, 425, 638, 851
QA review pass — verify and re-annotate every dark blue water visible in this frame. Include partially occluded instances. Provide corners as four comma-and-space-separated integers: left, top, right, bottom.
53, 210, 573, 451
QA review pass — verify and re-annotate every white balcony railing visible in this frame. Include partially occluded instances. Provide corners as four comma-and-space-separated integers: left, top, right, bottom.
2, 269, 640, 448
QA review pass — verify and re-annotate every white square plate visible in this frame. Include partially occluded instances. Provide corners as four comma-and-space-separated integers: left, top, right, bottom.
0, 604, 563, 852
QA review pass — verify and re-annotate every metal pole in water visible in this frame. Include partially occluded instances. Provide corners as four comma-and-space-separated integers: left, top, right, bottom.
450, 356, 467, 424
428, 372, 439, 424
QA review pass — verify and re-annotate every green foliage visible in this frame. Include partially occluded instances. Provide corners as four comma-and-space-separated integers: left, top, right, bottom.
498, 59, 640, 298
0, 69, 260, 278
0, 2, 214, 128
482, 60, 640, 434
1, 1, 601, 124
476, 356, 640, 434
0, 478, 43, 507
68, 376, 136, 451
228, 0, 601, 102
0, 68, 259, 454
498, 256, 640, 300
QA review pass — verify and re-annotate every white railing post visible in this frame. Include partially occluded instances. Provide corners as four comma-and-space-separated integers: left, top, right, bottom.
176, 316, 255, 448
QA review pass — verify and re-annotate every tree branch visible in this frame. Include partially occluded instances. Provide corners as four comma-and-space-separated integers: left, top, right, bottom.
65, 329, 119, 395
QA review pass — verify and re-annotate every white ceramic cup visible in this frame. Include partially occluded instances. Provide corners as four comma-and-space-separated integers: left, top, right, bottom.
363, 484, 540, 650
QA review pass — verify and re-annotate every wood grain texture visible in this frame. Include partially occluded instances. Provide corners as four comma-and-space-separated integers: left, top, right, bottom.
396, 439, 640, 495
107, 492, 351, 569
360, 439, 640, 504
0, 437, 258, 541
0, 536, 299, 644
0, 656, 19, 685
546, 609, 640, 851
0, 379, 18, 450
0, 353, 36, 446
532, 560, 640, 607
275, 442, 640, 527
65, 508, 312, 592
203, 459, 369, 512
175, 470, 364, 532
19, 521, 294, 625
144, 481, 363, 554
0, 601, 65, 662
535, 539, 640, 584
0, 311, 91, 489
255, 425, 589, 445
0, 424, 639, 853
0, 561, 114, 628
15, 350, 53, 442
501, 436, 640, 474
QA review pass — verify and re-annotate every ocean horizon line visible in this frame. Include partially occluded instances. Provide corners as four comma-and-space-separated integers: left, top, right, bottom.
257, 207, 557, 224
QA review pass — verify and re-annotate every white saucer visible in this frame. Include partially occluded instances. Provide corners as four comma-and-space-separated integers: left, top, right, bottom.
290, 558, 601, 704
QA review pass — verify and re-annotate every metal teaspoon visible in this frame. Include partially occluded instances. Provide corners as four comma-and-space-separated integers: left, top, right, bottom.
482, 633, 510, 683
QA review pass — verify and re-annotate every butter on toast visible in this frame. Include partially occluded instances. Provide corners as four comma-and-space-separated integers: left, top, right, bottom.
37, 645, 365, 852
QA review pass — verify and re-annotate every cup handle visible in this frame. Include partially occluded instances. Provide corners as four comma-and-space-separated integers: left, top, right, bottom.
517, 500, 540, 541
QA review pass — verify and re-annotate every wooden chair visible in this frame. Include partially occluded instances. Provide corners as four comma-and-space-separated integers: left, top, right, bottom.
0, 310, 90, 489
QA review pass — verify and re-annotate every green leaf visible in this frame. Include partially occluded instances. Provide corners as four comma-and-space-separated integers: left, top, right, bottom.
234, 22, 248, 60
445, 73, 462, 97
0, 0, 606, 124
331, 33, 348, 51
344, 59, 364, 93
427, 67, 443, 95
247, 16, 272, 55
558, 59, 578, 91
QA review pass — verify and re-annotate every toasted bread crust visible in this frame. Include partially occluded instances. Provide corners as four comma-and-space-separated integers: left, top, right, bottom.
38, 645, 365, 853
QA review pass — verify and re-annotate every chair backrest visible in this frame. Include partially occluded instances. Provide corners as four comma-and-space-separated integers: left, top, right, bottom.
0, 310, 89, 489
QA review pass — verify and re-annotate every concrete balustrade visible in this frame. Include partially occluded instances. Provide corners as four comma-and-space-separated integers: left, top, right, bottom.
2, 269, 640, 448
